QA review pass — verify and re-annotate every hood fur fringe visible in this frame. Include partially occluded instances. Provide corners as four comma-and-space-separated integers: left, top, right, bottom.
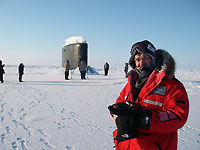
155, 49, 175, 79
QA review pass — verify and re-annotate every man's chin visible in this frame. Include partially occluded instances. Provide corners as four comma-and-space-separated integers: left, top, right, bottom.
136, 64, 152, 72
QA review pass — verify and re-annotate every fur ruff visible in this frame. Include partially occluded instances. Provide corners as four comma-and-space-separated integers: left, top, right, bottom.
155, 49, 175, 79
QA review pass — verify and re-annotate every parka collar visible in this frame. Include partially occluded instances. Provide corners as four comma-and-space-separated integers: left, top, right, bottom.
155, 49, 175, 79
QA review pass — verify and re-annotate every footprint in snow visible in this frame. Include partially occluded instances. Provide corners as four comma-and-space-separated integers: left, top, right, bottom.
39, 138, 56, 149
1, 116, 4, 122
6, 126, 11, 134
17, 137, 29, 150
1, 103, 6, 108
61, 117, 66, 120
37, 129, 49, 138
53, 121, 67, 129
19, 123, 31, 136
8, 112, 12, 117
19, 108, 24, 113
29, 101, 34, 105
12, 120, 18, 127
0, 103, 6, 113
12, 141, 18, 150
1, 134, 6, 143
20, 113, 27, 120
66, 145, 72, 149
61, 108, 65, 114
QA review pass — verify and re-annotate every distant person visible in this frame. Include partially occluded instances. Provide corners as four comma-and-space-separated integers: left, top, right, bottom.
108, 40, 189, 150
0, 60, 5, 83
104, 62, 109, 76
124, 63, 129, 77
79, 60, 87, 79
18, 63, 24, 82
64, 60, 70, 80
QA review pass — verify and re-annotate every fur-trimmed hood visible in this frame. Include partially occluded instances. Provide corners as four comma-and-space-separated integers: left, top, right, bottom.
128, 49, 176, 79
155, 49, 175, 79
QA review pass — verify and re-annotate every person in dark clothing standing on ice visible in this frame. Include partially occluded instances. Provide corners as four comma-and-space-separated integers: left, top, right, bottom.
79, 60, 87, 79
64, 60, 70, 80
104, 62, 109, 76
18, 63, 24, 82
0, 60, 5, 83
124, 63, 129, 77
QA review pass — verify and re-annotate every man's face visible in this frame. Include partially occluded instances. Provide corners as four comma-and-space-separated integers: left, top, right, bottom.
134, 53, 152, 68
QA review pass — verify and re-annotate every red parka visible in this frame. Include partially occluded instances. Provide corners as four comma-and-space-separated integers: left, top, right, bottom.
112, 50, 189, 150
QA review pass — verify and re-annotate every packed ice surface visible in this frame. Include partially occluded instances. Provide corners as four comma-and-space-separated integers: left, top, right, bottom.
0, 66, 200, 150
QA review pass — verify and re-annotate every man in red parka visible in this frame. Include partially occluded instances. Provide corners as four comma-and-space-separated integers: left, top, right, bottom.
108, 40, 189, 150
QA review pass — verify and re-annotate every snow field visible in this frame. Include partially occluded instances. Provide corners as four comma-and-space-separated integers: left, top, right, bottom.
0, 66, 200, 150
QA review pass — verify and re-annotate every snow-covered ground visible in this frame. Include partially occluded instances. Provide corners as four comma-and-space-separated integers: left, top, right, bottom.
0, 65, 200, 150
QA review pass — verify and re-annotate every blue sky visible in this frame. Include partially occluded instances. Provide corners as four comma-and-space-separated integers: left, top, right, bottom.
0, 0, 199, 69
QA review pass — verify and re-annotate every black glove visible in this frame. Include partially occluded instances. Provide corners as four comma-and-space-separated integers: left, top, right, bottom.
132, 109, 152, 129
108, 102, 135, 116
115, 115, 137, 143
114, 109, 152, 143
108, 102, 138, 143
108, 103, 152, 129
108, 103, 152, 143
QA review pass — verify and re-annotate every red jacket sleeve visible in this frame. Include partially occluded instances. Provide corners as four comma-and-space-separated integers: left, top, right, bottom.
139, 81, 189, 134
